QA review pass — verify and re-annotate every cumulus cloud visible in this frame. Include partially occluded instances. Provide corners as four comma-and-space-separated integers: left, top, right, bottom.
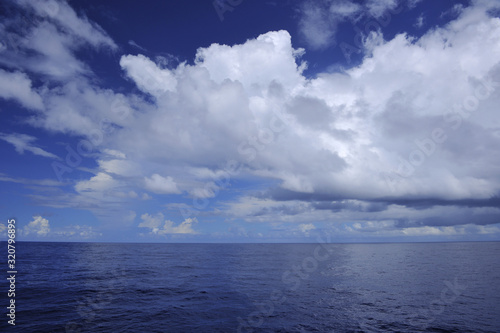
139, 213, 198, 234
195, 29, 306, 91
0, 133, 58, 159
21, 218, 103, 239
75, 172, 119, 193
23, 215, 50, 236
51, 2, 500, 231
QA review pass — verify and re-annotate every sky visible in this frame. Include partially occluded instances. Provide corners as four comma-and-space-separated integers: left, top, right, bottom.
0, 0, 499, 243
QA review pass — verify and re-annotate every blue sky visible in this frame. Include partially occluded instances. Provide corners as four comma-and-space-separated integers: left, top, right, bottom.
1, 0, 499, 243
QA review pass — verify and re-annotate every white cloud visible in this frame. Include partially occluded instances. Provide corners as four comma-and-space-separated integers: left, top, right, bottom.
408, 0, 422, 9
0, 173, 63, 186
128, 40, 146, 51
189, 183, 219, 199
102, 149, 126, 159
0, 0, 115, 82
28, 81, 136, 137
0, 70, 44, 110
22, 22, 90, 79
366, 0, 399, 18
23, 215, 50, 236
75, 172, 119, 193
144, 174, 181, 194
414, 13, 425, 29
330, 1, 362, 18
120, 54, 177, 97
107, 3, 500, 223
139, 213, 198, 234
54, 225, 103, 238
298, 223, 316, 235
138, 213, 162, 233
224, 196, 314, 223
142, 193, 152, 200
401, 224, 500, 237
299, 1, 339, 50
402, 225, 463, 236
222, 195, 500, 234
297, 0, 405, 49
17, 0, 117, 50
193, 30, 306, 93
298, 0, 364, 50
98, 159, 139, 177
72, 172, 144, 212
441, 3, 465, 19
330, 221, 500, 239
0, 133, 58, 159
159, 218, 198, 235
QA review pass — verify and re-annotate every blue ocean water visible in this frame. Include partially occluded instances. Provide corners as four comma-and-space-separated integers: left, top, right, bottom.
1, 241, 499, 332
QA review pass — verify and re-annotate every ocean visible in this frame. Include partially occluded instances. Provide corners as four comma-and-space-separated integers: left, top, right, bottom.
1, 241, 499, 332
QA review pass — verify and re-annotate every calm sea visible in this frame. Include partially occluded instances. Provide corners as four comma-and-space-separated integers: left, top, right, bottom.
1, 242, 499, 332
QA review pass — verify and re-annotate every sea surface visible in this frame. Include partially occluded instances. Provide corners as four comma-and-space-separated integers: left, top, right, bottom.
1, 241, 499, 332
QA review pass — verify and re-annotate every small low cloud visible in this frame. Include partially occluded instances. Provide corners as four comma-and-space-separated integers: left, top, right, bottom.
139, 213, 198, 235
20, 217, 104, 240
414, 13, 425, 29
54, 225, 103, 239
23, 215, 51, 236
298, 223, 316, 236
144, 174, 181, 194
75, 172, 119, 193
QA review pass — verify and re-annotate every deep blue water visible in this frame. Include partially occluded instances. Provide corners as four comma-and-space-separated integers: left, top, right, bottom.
1, 242, 499, 332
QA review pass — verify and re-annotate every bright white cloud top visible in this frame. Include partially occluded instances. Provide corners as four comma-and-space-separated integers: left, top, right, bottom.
0, 0, 499, 242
